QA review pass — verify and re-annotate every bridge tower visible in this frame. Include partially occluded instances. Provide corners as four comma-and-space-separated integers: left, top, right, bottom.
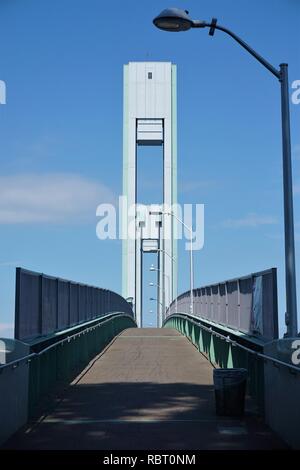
122, 62, 178, 327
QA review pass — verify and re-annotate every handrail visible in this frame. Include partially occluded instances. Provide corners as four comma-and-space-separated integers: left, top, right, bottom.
165, 313, 300, 374
36, 313, 134, 355
0, 353, 36, 372
0, 312, 135, 372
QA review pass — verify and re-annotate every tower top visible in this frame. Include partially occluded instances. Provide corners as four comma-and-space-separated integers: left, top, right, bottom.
124, 62, 176, 120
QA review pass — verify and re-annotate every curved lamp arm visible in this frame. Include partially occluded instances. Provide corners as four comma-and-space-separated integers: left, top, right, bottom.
195, 19, 280, 79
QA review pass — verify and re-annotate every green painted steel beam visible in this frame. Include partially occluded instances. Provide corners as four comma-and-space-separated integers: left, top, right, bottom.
164, 314, 265, 415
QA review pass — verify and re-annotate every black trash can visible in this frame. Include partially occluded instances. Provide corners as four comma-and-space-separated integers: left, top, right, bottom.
213, 368, 247, 417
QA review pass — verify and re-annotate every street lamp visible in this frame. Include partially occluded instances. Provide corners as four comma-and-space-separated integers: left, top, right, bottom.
150, 264, 171, 315
150, 297, 163, 304
149, 281, 160, 288
158, 249, 178, 314
149, 280, 169, 315
150, 297, 163, 328
153, 8, 298, 337
153, 8, 194, 32
163, 211, 194, 315
150, 297, 164, 309
158, 248, 176, 263
147, 312, 154, 328
149, 210, 191, 315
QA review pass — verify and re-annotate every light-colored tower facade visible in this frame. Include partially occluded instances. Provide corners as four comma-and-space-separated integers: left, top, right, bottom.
122, 62, 177, 327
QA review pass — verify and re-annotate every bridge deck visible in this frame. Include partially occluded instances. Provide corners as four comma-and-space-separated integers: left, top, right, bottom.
5, 328, 285, 450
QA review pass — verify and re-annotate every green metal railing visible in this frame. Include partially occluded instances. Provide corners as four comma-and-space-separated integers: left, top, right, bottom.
164, 314, 266, 413
28, 313, 136, 417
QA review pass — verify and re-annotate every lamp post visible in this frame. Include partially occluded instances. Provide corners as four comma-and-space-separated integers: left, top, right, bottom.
150, 264, 170, 324
150, 281, 170, 318
149, 208, 194, 315
158, 248, 176, 309
150, 297, 164, 326
153, 8, 298, 337
149, 281, 163, 290
163, 211, 194, 315
148, 310, 154, 328
149, 281, 164, 295
150, 297, 163, 306
158, 249, 178, 314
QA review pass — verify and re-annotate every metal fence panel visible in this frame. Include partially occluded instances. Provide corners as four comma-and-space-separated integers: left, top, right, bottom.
91, 287, 97, 319
219, 283, 227, 325
15, 269, 40, 340
239, 277, 253, 333
226, 280, 239, 330
195, 289, 201, 316
41, 276, 57, 335
78, 284, 87, 323
168, 268, 278, 340
15, 268, 133, 342
262, 271, 278, 339
211, 285, 219, 323
86, 286, 92, 320
69, 283, 79, 327
57, 280, 69, 330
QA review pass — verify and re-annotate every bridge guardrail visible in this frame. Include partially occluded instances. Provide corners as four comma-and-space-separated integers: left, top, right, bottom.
0, 338, 31, 446
0, 312, 136, 445
164, 313, 300, 434
164, 313, 300, 374
164, 313, 300, 448
15, 267, 134, 342
167, 268, 278, 341
27, 312, 136, 417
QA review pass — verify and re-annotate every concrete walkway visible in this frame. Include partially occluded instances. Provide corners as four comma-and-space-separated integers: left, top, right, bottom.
5, 328, 286, 450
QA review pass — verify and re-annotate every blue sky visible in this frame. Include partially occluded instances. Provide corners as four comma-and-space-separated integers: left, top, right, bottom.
0, 0, 299, 336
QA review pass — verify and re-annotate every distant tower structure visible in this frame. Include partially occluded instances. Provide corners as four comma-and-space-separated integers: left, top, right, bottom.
122, 62, 177, 327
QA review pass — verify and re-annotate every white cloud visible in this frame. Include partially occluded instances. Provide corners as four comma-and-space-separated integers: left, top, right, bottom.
0, 173, 115, 224
222, 213, 278, 228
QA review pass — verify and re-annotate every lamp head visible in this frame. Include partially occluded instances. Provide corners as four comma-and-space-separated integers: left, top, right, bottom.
153, 8, 194, 32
